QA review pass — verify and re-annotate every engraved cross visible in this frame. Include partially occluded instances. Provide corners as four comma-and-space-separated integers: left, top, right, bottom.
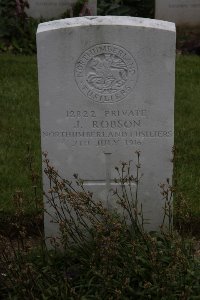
83, 153, 136, 208
83, 153, 116, 206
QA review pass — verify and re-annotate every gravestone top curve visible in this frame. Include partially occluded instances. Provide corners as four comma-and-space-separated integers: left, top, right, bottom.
37, 16, 176, 33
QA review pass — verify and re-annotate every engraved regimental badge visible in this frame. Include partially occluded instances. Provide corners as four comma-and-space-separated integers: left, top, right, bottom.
75, 44, 138, 103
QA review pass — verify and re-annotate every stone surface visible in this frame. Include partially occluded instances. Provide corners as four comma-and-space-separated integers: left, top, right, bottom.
26, 0, 97, 19
155, 0, 200, 25
37, 16, 175, 240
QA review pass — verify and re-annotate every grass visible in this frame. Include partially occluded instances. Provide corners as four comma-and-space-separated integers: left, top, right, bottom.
175, 55, 200, 217
0, 53, 200, 219
0, 54, 42, 215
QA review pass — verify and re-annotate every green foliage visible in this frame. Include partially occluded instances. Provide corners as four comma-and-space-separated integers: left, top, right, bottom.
0, 0, 38, 54
0, 156, 199, 299
1, 232, 200, 299
0, 0, 155, 54
0, 0, 91, 54
98, 0, 154, 18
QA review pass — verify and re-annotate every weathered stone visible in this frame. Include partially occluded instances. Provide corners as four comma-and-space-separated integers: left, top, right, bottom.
155, 0, 200, 25
37, 16, 175, 241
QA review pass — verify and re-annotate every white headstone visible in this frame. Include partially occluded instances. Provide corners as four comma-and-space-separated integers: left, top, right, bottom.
26, 0, 97, 19
37, 16, 175, 240
155, 0, 200, 25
